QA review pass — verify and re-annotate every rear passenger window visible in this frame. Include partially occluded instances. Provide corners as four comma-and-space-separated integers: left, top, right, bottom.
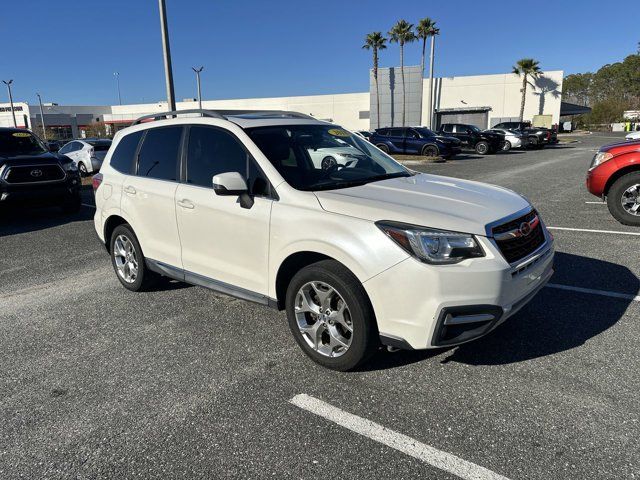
110, 131, 143, 174
136, 126, 182, 181
389, 128, 403, 137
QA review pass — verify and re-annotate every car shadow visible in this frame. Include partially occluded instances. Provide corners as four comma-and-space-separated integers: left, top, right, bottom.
360, 252, 636, 371
0, 205, 95, 237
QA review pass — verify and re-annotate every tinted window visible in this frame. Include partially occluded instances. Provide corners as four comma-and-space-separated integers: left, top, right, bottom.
376, 129, 389, 136
137, 127, 182, 181
441, 124, 453, 133
186, 126, 247, 189
59, 143, 72, 154
406, 129, 419, 138
110, 130, 143, 174
0, 130, 48, 156
389, 128, 403, 137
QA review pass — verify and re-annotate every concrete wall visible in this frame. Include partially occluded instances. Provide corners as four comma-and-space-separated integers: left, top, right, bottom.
370, 66, 422, 129
427, 70, 564, 128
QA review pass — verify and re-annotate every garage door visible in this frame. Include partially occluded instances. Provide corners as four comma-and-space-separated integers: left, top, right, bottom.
436, 111, 489, 129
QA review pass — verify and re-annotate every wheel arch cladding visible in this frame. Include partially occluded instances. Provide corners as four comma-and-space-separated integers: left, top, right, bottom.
104, 215, 129, 253
604, 163, 640, 196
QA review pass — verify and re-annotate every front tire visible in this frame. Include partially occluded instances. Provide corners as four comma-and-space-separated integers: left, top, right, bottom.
285, 260, 378, 371
78, 162, 88, 177
502, 141, 512, 151
475, 141, 490, 155
110, 224, 160, 291
421, 144, 439, 157
607, 172, 640, 226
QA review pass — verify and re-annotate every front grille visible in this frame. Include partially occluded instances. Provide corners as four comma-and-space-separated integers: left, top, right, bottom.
3, 165, 65, 184
493, 210, 545, 264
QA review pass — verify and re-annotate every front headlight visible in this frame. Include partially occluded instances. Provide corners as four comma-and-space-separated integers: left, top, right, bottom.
62, 161, 78, 172
589, 152, 613, 171
376, 221, 485, 264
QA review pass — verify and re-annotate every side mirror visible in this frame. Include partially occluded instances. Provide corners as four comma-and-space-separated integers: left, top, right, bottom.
212, 171, 248, 196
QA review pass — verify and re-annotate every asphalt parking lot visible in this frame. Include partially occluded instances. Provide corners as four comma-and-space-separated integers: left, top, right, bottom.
1, 132, 638, 479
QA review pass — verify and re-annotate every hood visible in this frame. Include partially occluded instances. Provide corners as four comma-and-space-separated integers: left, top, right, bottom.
434, 135, 461, 144
314, 173, 530, 236
0, 151, 65, 167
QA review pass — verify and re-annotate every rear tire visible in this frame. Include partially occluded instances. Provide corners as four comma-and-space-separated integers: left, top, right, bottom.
607, 172, 640, 226
376, 143, 390, 153
110, 224, 160, 291
285, 260, 378, 371
502, 141, 512, 151
475, 141, 490, 155
79, 162, 88, 177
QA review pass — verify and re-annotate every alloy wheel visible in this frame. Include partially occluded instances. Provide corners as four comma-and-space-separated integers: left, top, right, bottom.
294, 281, 353, 358
621, 184, 640, 216
113, 234, 139, 283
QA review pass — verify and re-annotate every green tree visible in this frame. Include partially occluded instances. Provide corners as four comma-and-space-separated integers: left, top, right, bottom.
512, 58, 542, 121
362, 32, 387, 129
417, 18, 439, 127
389, 19, 416, 127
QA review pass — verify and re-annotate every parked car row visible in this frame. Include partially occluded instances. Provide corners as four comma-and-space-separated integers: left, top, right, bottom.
360, 121, 558, 160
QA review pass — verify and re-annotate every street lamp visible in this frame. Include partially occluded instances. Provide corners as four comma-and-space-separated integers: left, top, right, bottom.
192, 66, 204, 110
36, 93, 46, 140
2, 79, 17, 128
158, 0, 176, 112
114, 72, 122, 105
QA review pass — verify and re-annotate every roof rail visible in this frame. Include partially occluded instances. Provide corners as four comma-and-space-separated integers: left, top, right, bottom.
131, 109, 225, 125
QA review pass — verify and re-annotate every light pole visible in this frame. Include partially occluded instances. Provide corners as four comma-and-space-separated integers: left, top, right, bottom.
36, 93, 46, 140
158, 0, 176, 112
114, 72, 122, 105
2, 80, 17, 128
192, 66, 204, 110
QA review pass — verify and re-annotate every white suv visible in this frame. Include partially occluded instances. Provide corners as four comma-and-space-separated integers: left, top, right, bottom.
93, 109, 554, 371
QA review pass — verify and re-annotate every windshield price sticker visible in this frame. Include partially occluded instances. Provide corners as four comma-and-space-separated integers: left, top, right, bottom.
12, 132, 31, 138
328, 128, 351, 137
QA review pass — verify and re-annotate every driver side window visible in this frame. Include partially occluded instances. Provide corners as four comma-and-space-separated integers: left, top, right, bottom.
186, 126, 270, 196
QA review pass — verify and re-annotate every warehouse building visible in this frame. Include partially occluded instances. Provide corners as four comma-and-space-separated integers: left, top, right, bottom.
0, 69, 563, 138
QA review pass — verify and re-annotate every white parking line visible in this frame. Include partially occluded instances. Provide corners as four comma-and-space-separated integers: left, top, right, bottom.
290, 394, 511, 480
546, 283, 640, 302
584, 201, 605, 205
547, 226, 640, 236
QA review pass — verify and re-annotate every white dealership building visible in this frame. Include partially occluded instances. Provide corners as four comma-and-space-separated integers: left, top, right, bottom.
0, 69, 563, 138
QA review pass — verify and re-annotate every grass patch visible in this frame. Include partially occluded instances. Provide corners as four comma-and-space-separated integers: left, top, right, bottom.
392, 154, 445, 164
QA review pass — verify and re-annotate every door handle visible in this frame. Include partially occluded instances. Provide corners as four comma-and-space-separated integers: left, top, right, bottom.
177, 199, 195, 209
124, 186, 136, 195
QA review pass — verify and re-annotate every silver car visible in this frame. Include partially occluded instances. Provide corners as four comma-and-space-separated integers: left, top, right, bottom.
487, 128, 528, 151
59, 139, 112, 176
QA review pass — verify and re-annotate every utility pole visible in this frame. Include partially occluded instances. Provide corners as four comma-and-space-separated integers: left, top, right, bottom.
114, 72, 122, 105
2, 80, 17, 128
192, 66, 204, 110
158, 0, 176, 112
427, 36, 436, 129
36, 93, 46, 140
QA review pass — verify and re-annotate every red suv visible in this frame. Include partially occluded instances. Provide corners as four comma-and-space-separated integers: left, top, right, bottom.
587, 140, 640, 225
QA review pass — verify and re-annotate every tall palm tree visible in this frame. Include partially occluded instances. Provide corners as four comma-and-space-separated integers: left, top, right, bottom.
417, 18, 438, 127
513, 58, 542, 121
362, 32, 387, 129
389, 20, 416, 127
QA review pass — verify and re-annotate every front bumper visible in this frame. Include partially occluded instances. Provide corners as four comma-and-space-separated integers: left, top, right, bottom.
0, 174, 80, 207
364, 230, 555, 349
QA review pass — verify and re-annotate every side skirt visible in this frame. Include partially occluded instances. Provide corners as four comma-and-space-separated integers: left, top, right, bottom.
146, 259, 278, 309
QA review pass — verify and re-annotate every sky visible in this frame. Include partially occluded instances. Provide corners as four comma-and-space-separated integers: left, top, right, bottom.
0, 0, 637, 107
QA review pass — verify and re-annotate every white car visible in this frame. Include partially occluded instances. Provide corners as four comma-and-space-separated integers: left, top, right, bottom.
93, 109, 554, 371
59, 138, 111, 176
625, 130, 640, 141
487, 128, 527, 150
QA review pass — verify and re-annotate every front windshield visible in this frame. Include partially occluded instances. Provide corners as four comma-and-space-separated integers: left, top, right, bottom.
0, 130, 48, 157
246, 124, 411, 191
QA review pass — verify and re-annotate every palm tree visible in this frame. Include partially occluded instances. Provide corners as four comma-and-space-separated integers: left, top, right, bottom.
362, 32, 387, 129
389, 20, 416, 127
513, 58, 542, 121
417, 18, 439, 127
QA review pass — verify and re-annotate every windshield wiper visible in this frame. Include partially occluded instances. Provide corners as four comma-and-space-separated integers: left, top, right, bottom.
311, 171, 411, 191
